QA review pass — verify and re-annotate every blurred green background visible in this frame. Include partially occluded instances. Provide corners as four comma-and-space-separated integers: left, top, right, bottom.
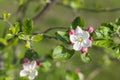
0, 0, 120, 80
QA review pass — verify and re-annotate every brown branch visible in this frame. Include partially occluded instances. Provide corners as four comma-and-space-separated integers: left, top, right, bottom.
58, 3, 120, 13
32, 0, 56, 23
43, 27, 68, 33
86, 68, 102, 80
79, 8, 120, 12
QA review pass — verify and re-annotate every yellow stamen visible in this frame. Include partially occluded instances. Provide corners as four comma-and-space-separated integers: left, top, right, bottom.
78, 37, 83, 42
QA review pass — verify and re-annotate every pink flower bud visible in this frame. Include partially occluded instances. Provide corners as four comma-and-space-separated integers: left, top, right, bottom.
68, 29, 75, 35
89, 36, 93, 41
23, 58, 29, 63
69, 41, 73, 44
87, 26, 94, 33
75, 68, 81, 73
80, 47, 88, 53
36, 60, 41, 66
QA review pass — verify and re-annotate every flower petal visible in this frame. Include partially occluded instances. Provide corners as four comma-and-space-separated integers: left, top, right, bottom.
82, 31, 90, 40
28, 74, 35, 80
70, 35, 77, 43
28, 70, 38, 80
34, 69, 38, 76
82, 40, 92, 47
23, 63, 29, 71
73, 42, 82, 51
20, 70, 28, 77
29, 61, 36, 69
75, 26, 83, 34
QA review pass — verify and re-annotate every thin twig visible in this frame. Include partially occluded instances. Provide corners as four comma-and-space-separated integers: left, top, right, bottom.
86, 68, 102, 80
32, 0, 56, 23
43, 27, 68, 33
58, 3, 120, 13
0, 17, 12, 26
43, 34, 58, 40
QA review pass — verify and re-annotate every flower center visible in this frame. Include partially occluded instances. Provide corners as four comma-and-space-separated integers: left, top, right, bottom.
77, 37, 83, 42
29, 69, 33, 73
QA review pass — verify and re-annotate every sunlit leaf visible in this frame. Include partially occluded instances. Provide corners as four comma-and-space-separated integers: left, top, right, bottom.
52, 45, 74, 60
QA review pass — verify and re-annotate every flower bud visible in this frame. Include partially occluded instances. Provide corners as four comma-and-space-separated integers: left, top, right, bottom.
89, 36, 93, 41
68, 29, 75, 35
87, 26, 94, 33
36, 60, 41, 66
80, 47, 88, 53
23, 58, 29, 63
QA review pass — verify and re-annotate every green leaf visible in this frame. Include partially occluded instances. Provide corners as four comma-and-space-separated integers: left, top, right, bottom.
55, 31, 69, 44
81, 53, 91, 63
32, 34, 43, 42
71, 16, 84, 29
70, 0, 84, 9
22, 19, 33, 35
24, 49, 39, 60
9, 22, 20, 34
115, 18, 120, 25
94, 26, 110, 39
5, 34, 14, 40
25, 41, 31, 48
52, 45, 74, 60
93, 40, 113, 48
66, 71, 79, 80
18, 32, 31, 40
41, 61, 51, 72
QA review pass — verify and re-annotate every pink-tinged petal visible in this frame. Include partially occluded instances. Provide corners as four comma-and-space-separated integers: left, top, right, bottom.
30, 61, 36, 69
73, 42, 82, 51
75, 26, 83, 34
80, 47, 88, 53
82, 40, 92, 47
89, 36, 93, 41
70, 35, 77, 43
87, 26, 94, 33
68, 29, 75, 35
23, 63, 29, 71
20, 70, 28, 76
23, 58, 29, 63
82, 31, 90, 40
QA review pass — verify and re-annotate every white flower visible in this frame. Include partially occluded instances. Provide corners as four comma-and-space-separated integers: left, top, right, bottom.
70, 26, 92, 51
20, 61, 38, 80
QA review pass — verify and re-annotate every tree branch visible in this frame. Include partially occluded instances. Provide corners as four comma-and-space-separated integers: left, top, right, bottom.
43, 27, 68, 33
0, 17, 12, 26
58, 3, 120, 13
32, 0, 56, 23
86, 68, 102, 80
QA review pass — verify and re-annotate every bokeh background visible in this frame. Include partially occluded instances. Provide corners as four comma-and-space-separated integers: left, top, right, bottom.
0, 0, 120, 80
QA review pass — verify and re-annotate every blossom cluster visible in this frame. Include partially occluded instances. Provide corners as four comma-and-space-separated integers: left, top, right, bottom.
69, 26, 94, 53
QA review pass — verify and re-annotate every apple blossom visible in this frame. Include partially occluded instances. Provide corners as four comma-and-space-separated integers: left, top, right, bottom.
20, 61, 38, 80
70, 26, 92, 51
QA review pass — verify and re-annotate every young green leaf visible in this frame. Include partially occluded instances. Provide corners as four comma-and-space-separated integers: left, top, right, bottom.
18, 32, 31, 40
9, 22, 20, 34
52, 45, 74, 60
55, 31, 69, 44
66, 71, 79, 80
32, 34, 43, 42
81, 53, 91, 63
22, 19, 33, 35
71, 16, 84, 29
